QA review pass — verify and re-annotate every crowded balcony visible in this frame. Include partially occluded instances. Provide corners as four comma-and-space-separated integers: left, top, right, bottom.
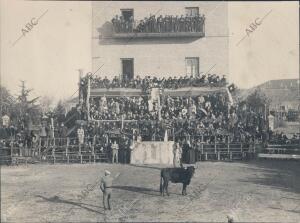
88, 74, 226, 92
111, 14, 205, 39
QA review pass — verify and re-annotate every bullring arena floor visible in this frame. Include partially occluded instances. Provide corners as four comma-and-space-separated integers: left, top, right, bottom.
1, 160, 300, 222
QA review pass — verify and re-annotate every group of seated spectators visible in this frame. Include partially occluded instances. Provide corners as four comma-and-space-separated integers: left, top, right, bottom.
88, 92, 229, 122
86, 90, 269, 145
161, 93, 228, 122
2, 110, 298, 162
112, 14, 205, 34
269, 131, 300, 144
89, 96, 158, 120
90, 74, 226, 90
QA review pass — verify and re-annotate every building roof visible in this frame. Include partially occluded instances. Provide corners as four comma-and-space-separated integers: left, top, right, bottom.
259, 78, 299, 90
235, 78, 300, 106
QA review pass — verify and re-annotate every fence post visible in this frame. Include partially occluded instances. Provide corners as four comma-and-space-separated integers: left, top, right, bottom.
67, 138, 70, 164
38, 138, 41, 157
227, 136, 230, 155
10, 141, 13, 162
214, 135, 217, 154
66, 138, 69, 157
93, 136, 96, 155
52, 147, 55, 164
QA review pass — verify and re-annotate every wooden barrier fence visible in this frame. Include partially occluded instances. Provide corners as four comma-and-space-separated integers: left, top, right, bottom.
0, 137, 110, 165
262, 144, 300, 155
195, 142, 257, 161
1, 136, 261, 165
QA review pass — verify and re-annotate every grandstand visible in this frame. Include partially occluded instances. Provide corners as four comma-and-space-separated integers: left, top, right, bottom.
2, 73, 298, 165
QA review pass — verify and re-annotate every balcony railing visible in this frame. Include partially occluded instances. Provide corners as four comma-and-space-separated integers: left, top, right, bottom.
111, 15, 205, 38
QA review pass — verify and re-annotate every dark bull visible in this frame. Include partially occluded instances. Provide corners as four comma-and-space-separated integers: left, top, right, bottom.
160, 166, 196, 196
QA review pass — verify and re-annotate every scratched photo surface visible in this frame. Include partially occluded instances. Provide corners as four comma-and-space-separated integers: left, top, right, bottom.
0, 1, 299, 223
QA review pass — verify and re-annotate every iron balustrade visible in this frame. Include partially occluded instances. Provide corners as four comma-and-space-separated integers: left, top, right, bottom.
112, 16, 205, 35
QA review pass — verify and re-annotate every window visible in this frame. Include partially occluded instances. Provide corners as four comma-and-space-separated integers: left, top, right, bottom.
185, 57, 199, 77
185, 7, 199, 17
121, 58, 134, 82
121, 9, 134, 21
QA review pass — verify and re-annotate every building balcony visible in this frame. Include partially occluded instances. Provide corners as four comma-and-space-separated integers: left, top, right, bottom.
89, 86, 228, 98
110, 15, 205, 39
112, 31, 204, 39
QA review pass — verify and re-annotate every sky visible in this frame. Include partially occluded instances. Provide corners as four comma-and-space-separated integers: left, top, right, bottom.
1, 1, 299, 103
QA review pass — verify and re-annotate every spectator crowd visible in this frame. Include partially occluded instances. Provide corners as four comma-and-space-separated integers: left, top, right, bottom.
2, 73, 299, 165
90, 74, 227, 90
111, 14, 205, 34
87, 90, 269, 146
269, 131, 300, 144
89, 96, 157, 120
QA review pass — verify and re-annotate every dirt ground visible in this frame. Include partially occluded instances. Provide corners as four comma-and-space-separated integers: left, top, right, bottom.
1, 160, 300, 222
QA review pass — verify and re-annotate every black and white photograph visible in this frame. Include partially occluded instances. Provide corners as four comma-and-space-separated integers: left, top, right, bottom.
0, 1, 299, 222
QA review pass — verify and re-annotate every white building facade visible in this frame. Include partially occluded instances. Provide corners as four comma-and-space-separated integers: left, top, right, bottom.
92, 1, 228, 80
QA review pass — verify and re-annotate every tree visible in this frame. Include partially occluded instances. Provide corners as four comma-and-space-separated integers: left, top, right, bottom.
65, 106, 81, 129
0, 85, 16, 117
15, 81, 41, 129
246, 89, 270, 113
54, 100, 67, 124
244, 88, 271, 133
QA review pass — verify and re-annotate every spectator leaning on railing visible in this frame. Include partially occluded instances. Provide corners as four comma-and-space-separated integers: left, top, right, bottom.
89, 74, 227, 91
111, 14, 205, 34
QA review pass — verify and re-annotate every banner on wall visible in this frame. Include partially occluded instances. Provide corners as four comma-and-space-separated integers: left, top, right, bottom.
130, 141, 174, 165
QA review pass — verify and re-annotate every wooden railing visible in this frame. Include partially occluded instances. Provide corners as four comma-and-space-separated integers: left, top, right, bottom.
1, 136, 261, 165
0, 137, 110, 165
38, 137, 109, 164
262, 144, 300, 155
195, 142, 258, 161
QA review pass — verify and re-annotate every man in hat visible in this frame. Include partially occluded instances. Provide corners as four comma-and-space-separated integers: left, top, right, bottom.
100, 170, 113, 210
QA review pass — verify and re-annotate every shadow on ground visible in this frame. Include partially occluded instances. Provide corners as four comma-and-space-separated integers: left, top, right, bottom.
35, 195, 104, 215
112, 185, 162, 196
129, 164, 162, 170
238, 160, 300, 194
